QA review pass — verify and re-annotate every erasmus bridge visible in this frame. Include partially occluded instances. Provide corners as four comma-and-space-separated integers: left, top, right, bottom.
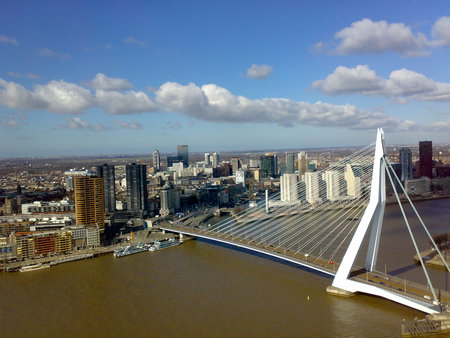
160, 129, 450, 314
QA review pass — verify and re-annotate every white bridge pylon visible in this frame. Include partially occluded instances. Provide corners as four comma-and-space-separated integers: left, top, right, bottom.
332, 128, 446, 314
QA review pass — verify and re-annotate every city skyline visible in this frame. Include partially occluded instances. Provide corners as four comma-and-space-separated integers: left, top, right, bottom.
1, 1, 450, 157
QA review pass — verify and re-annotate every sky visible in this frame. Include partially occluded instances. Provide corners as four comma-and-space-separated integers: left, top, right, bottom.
1, 0, 450, 157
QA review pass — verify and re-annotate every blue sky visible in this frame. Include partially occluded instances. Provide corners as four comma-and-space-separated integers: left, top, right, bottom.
1, 0, 450, 157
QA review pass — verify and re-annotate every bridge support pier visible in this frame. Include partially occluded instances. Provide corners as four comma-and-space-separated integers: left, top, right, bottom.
326, 286, 355, 297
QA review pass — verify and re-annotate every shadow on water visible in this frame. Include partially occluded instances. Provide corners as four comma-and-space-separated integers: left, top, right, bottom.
196, 237, 334, 280
388, 263, 419, 276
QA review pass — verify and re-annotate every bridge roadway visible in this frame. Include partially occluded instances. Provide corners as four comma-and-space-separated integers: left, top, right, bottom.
160, 224, 449, 313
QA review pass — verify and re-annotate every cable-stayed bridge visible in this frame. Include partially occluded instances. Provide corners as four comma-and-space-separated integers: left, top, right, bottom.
160, 129, 450, 314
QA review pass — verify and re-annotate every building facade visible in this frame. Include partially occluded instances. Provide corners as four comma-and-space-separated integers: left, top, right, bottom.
94, 164, 116, 214
126, 164, 149, 216
74, 176, 105, 229
399, 147, 413, 181
152, 150, 161, 171
419, 141, 433, 179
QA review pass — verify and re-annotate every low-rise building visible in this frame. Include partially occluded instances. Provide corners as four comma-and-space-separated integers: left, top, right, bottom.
405, 177, 431, 194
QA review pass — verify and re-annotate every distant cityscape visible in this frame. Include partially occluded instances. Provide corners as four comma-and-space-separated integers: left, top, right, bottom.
0, 139, 449, 264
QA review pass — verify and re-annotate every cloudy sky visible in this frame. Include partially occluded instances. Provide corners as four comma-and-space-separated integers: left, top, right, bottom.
1, 1, 449, 157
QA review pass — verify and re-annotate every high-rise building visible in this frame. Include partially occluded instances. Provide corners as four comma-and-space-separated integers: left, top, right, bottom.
280, 173, 299, 202
126, 164, 148, 216
285, 152, 295, 174
204, 153, 211, 166
260, 153, 277, 178
305, 171, 320, 204
344, 164, 362, 198
152, 150, 160, 171
212, 152, 220, 167
94, 164, 116, 213
177, 145, 189, 167
298, 152, 308, 178
324, 170, 341, 201
419, 141, 433, 179
230, 157, 241, 175
399, 148, 413, 181
74, 176, 105, 228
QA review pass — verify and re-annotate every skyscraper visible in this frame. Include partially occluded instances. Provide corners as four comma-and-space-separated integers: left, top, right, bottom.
419, 141, 433, 179
399, 147, 413, 181
298, 152, 308, 178
280, 173, 299, 201
94, 164, 116, 213
260, 154, 277, 178
126, 164, 148, 216
212, 152, 220, 167
74, 176, 105, 228
230, 157, 240, 175
324, 170, 341, 201
285, 152, 295, 174
152, 150, 160, 171
305, 171, 320, 204
204, 153, 211, 165
344, 164, 362, 198
177, 145, 189, 167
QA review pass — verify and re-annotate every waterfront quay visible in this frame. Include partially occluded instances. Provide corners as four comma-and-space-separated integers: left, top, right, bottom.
0, 229, 178, 272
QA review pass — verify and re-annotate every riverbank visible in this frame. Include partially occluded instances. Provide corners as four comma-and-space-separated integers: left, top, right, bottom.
0, 229, 179, 272
414, 248, 450, 270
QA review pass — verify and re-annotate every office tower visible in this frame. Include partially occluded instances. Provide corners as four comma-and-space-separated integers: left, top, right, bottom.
285, 152, 295, 174
419, 141, 433, 179
324, 170, 340, 201
74, 176, 105, 228
212, 152, 220, 167
298, 152, 308, 178
230, 157, 241, 175
94, 164, 116, 213
399, 148, 413, 181
153, 150, 160, 171
126, 164, 148, 216
280, 173, 299, 202
204, 153, 211, 165
177, 145, 189, 167
344, 164, 362, 198
305, 172, 320, 203
260, 153, 277, 178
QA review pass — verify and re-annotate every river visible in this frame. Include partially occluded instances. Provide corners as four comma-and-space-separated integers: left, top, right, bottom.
0, 199, 448, 337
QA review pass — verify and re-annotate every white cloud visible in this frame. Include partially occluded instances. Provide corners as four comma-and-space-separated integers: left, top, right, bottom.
96, 90, 158, 115
34, 80, 95, 114
0, 78, 46, 110
0, 75, 419, 132
87, 73, 132, 91
116, 120, 144, 129
313, 65, 450, 102
55, 117, 108, 131
246, 64, 274, 79
156, 81, 415, 131
38, 48, 70, 60
0, 35, 17, 45
332, 18, 429, 57
313, 65, 384, 94
123, 36, 146, 46
431, 16, 450, 46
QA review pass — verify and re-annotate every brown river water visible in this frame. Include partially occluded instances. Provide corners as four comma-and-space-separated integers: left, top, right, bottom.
1, 199, 448, 338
